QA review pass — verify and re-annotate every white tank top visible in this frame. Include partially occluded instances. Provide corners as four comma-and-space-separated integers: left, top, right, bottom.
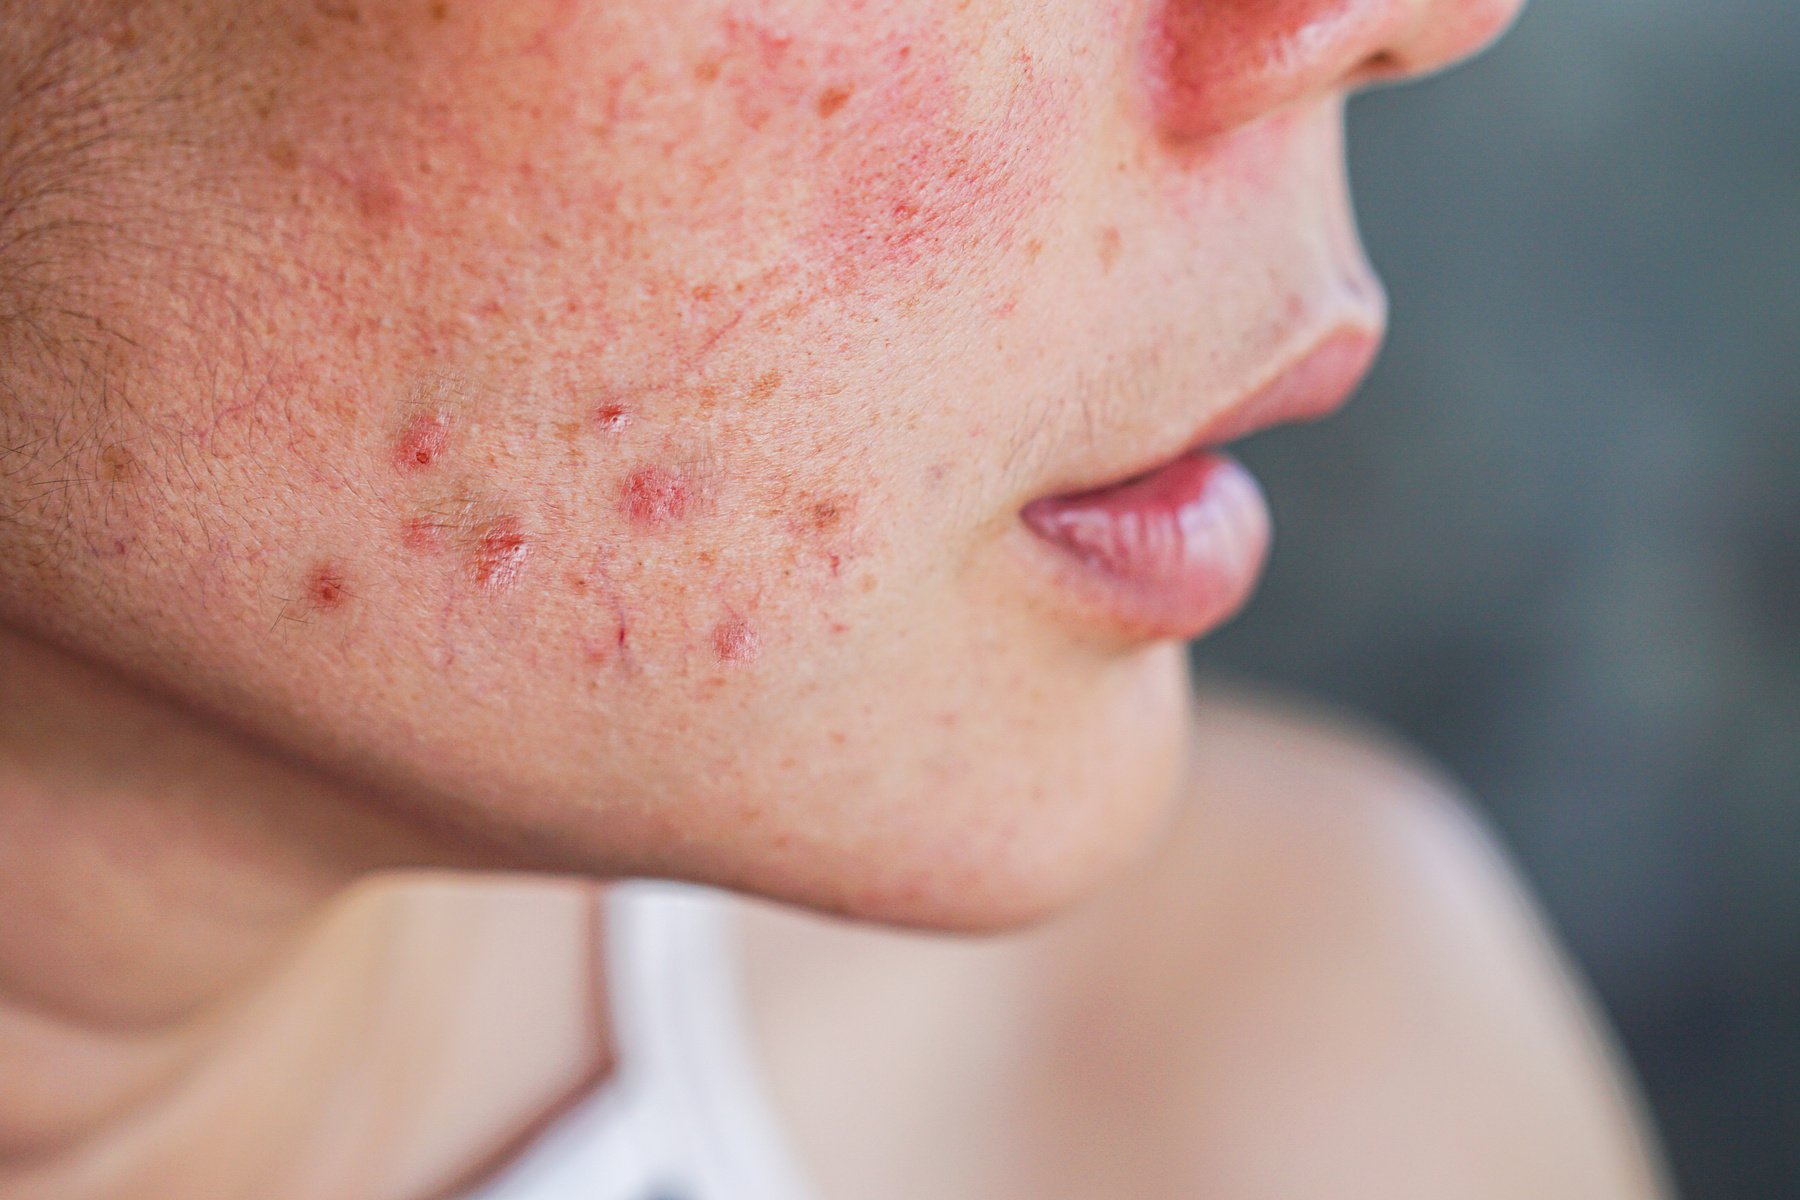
458, 881, 819, 1200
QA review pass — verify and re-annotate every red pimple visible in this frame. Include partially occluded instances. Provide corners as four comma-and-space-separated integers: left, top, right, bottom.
306, 563, 350, 611
712, 617, 761, 664
622, 465, 692, 525
472, 516, 530, 590
395, 410, 452, 471
594, 403, 633, 431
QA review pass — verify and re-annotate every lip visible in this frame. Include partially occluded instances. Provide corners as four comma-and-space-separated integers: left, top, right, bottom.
1017, 325, 1381, 642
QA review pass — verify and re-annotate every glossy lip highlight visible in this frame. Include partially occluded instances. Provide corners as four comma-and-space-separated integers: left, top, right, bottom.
1016, 324, 1383, 642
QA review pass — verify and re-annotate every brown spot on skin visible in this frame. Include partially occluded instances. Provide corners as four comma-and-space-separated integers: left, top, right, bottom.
816, 87, 852, 118
99, 444, 137, 484
268, 139, 300, 171
1097, 226, 1122, 273
306, 564, 349, 611
712, 617, 760, 664
315, 1, 361, 22
594, 404, 632, 431
395, 410, 451, 471
472, 516, 530, 590
694, 59, 722, 83
621, 465, 693, 526
1023, 237, 1046, 263
427, 1, 449, 21
746, 369, 783, 402
808, 499, 844, 533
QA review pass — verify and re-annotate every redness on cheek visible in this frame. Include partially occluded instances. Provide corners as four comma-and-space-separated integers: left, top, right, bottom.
305, 563, 350, 611
621, 465, 695, 526
472, 516, 530, 590
711, 616, 761, 664
805, 35, 1072, 283
395, 410, 452, 471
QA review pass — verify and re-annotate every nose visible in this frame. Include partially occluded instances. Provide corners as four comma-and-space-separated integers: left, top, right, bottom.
1141, 0, 1526, 141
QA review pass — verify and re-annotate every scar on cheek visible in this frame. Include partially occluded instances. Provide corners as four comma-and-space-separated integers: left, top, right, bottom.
622, 464, 699, 526
712, 617, 761, 664
395, 409, 453, 471
472, 516, 530, 591
305, 563, 350, 611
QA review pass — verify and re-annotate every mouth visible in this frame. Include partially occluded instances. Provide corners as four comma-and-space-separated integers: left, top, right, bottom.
1018, 325, 1381, 642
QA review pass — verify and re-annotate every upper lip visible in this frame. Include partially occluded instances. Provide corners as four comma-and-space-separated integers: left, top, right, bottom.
1028, 320, 1384, 502
1185, 323, 1384, 452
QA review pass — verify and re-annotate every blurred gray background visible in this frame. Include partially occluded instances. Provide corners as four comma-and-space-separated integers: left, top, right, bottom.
1196, 3, 1799, 1197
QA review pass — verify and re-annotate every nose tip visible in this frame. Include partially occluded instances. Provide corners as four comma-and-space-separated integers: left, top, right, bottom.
1141, 0, 1526, 142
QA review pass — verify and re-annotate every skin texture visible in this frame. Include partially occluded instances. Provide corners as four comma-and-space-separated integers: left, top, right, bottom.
0, 1, 1538, 1196
0, 0, 1519, 929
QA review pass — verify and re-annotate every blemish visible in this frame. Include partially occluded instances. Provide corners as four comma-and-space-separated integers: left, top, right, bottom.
427, 1, 449, 20
315, 1, 361, 22
621, 465, 693, 526
401, 514, 450, 552
100, 444, 138, 484
267, 139, 300, 171
808, 499, 844, 533
816, 87, 852, 118
746, 369, 783, 402
1097, 226, 1122, 273
306, 564, 350, 611
594, 404, 633, 431
712, 617, 761, 664
395, 410, 451, 471
472, 516, 530, 590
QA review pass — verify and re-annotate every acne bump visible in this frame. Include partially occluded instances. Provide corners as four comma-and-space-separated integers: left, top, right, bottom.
395, 410, 452, 471
712, 617, 761, 664
622, 465, 695, 526
472, 516, 530, 591
305, 563, 350, 611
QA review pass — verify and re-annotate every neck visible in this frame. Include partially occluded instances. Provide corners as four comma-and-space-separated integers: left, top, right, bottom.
0, 627, 614, 1200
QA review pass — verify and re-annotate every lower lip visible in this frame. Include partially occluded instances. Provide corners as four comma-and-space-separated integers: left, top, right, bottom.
1018, 450, 1270, 642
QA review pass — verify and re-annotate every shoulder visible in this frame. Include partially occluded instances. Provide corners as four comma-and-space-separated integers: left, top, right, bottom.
1021, 677, 1671, 1199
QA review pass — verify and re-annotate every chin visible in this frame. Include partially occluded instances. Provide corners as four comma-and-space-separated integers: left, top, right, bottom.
712, 642, 1197, 936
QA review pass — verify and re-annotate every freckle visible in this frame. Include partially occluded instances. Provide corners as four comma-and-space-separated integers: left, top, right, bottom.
427, 1, 449, 20
267, 139, 300, 171
306, 563, 350, 611
816, 87, 852, 118
100, 444, 137, 483
594, 404, 632, 431
567, 572, 589, 592
315, 1, 361, 22
472, 516, 530, 590
395, 409, 451, 471
1024, 237, 1046, 262
1097, 226, 1122, 273
621, 465, 691, 526
746, 369, 783, 402
808, 499, 844, 533
712, 617, 760, 664
694, 59, 722, 83
353, 175, 405, 224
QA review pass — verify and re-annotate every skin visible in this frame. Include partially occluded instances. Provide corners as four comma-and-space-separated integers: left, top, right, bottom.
0, 1, 1568, 1197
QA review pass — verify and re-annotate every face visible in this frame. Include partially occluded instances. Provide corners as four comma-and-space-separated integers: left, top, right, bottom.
0, 0, 1519, 928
